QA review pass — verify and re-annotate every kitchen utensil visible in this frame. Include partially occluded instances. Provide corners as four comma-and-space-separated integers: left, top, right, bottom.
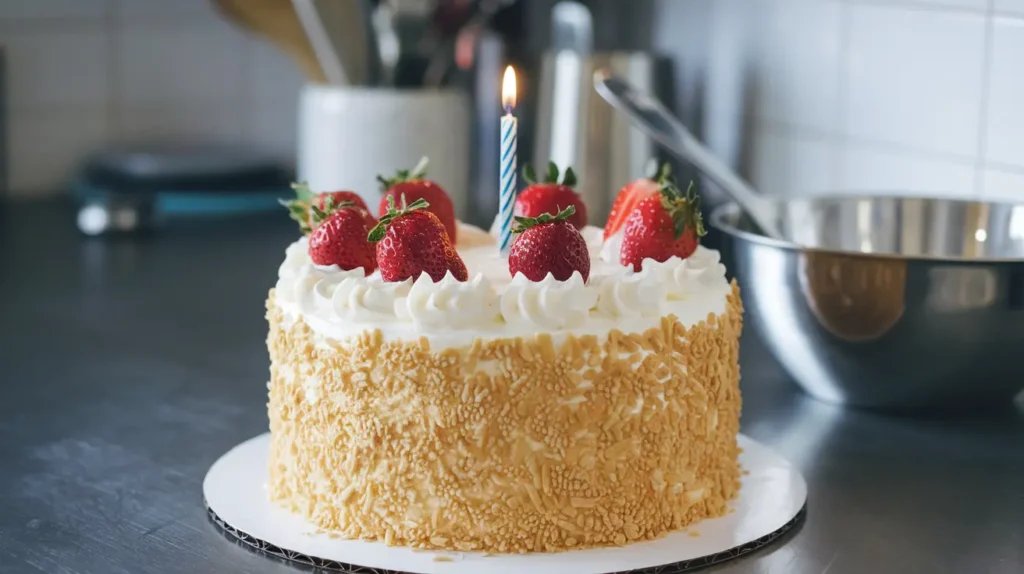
292, 0, 375, 85
212, 0, 326, 83
712, 195, 1024, 409
371, 1, 401, 86
533, 3, 673, 224
534, 1, 592, 175
72, 146, 292, 236
468, 29, 505, 225
594, 73, 783, 240
423, 0, 517, 88
297, 85, 470, 217
535, 52, 669, 224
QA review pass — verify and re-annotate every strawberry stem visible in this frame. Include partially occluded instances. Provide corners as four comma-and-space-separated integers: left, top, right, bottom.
521, 162, 578, 187
367, 195, 430, 242
376, 157, 430, 191
657, 179, 706, 239
280, 181, 355, 234
512, 205, 575, 234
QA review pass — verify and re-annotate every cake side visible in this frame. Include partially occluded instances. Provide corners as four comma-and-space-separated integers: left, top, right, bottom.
266, 281, 743, 553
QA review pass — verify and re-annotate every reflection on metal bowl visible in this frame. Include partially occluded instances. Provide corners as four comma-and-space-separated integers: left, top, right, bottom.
712, 196, 1024, 409
798, 252, 907, 342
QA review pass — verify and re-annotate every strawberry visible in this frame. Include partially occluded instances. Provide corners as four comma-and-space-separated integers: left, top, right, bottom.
604, 162, 673, 241
377, 157, 457, 242
619, 178, 706, 272
282, 182, 370, 234
508, 206, 591, 282
514, 162, 588, 230
307, 203, 378, 273
368, 196, 468, 283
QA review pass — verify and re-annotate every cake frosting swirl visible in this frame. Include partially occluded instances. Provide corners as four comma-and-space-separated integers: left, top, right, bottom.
274, 223, 731, 344
501, 271, 597, 330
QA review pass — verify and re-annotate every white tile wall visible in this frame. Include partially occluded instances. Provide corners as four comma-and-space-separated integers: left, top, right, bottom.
981, 167, 1024, 200
844, 4, 986, 158
749, 127, 837, 196
8, 0, 1024, 205
993, 0, 1024, 18
113, 104, 247, 145
9, 110, 108, 194
0, 0, 109, 21
1, 0, 302, 197
656, 0, 1024, 204
750, 0, 844, 134
984, 16, 1024, 168
838, 144, 976, 195
115, 23, 249, 105
4, 28, 109, 109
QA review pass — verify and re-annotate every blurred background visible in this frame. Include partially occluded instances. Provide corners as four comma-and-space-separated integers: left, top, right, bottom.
4, 0, 1021, 230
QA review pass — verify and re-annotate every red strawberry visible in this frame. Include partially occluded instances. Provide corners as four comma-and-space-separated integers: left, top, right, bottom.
619, 179, 706, 272
514, 162, 588, 230
377, 157, 457, 242
604, 162, 673, 240
307, 204, 378, 274
282, 182, 371, 234
508, 206, 590, 282
368, 196, 468, 283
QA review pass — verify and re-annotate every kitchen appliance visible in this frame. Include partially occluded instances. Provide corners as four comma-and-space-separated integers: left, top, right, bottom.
0, 45, 6, 202
713, 197, 1024, 409
533, 3, 670, 224
297, 85, 470, 217
71, 146, 292, 236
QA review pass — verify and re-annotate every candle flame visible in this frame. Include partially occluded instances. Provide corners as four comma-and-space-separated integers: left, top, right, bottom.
502, 66, 517, 112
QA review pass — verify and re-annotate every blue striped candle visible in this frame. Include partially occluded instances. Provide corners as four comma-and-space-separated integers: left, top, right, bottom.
499, 66, 518, 255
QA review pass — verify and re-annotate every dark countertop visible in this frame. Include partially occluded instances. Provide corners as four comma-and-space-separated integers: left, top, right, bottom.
1, 201, 1022, 574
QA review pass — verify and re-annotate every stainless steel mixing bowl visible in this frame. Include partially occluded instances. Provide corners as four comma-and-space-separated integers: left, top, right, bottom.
711, 195, 1024, 409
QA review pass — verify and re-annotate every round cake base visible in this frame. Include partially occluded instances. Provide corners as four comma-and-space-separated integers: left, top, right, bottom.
204, 433, 806, 574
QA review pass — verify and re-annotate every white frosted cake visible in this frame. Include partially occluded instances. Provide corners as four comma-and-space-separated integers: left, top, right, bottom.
266, 163, 742, 553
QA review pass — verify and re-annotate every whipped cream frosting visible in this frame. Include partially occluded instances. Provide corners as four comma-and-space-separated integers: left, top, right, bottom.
275, 222, 731, 345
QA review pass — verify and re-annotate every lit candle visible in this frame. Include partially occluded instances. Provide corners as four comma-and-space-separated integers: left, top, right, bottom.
498, 65, 518, 255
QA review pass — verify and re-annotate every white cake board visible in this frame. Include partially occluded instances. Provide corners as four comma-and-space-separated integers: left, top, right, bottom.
204, 433, 806, 574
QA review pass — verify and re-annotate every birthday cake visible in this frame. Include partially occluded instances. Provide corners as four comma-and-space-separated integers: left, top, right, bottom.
266, 160, 743, 553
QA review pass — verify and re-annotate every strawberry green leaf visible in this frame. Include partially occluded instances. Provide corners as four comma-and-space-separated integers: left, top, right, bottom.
561, 167, 577, 187
367, 195, 430, 243
290, 181, 317, 203
522, 164, 537, 185
281, 182, 321, 234
656, 162, 673, 184
657, 177, 706, 240
367, 223, 388, 243
512, 205, 576, 233
377, 157, 431, 191
310, 204, 326, 221
545, 161, 559, 183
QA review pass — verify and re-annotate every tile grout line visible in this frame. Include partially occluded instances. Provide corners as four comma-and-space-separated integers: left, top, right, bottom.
972, 0, 997, 198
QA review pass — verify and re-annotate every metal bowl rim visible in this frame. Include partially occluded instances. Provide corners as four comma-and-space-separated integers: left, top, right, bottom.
709, 198, 1024, 264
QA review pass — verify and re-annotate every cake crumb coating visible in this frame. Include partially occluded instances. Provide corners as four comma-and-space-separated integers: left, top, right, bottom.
267, 282, 743, 553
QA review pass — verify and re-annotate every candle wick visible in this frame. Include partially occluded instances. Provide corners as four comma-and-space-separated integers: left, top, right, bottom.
504, 104, 512, 115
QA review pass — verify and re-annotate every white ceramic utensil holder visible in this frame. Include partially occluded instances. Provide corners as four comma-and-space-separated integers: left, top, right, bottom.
297, 85, 471, 216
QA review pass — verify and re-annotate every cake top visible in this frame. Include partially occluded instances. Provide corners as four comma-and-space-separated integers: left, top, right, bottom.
274, 159, 729, 345
276, 223, 728, 345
